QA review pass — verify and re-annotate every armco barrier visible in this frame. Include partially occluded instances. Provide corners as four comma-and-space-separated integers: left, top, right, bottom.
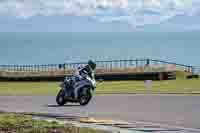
0, 71, 176, 81
1, 58, 198, 81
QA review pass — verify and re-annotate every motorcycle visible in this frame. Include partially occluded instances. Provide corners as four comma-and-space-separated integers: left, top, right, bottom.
56, 75, 96, 106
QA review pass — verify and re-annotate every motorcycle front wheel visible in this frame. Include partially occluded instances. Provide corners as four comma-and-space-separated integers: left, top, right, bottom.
79, 88, 92, 106
56, 89, 67, 106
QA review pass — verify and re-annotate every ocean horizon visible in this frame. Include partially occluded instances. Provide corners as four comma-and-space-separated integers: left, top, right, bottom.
0, 31, 200, 66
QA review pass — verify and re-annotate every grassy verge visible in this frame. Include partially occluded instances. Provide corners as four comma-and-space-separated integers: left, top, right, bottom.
0, 78, 199, 95
97, 79, 200, 94
0, 113, 108, 133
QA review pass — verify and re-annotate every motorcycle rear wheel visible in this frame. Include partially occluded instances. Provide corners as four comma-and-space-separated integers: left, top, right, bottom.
79, 88, 92, 106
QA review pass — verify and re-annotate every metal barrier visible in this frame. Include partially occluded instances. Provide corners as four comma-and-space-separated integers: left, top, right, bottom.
0, 59, 199, 74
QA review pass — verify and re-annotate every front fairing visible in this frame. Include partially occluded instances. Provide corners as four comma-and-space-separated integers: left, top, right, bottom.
86, 76, 96, 89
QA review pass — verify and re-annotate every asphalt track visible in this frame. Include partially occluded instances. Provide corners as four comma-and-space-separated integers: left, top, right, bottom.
0, 95, 200, 130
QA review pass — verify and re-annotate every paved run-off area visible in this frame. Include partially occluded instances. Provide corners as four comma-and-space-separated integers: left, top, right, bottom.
0, 95, 200, 130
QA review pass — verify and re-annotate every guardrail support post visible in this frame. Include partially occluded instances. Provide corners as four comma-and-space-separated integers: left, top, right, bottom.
136, 59, 138, 68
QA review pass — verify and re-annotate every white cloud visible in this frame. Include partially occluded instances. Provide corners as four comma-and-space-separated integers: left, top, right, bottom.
0, 0, 199, 27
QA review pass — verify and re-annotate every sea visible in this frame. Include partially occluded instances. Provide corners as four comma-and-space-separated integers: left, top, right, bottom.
0, 31, 200, 66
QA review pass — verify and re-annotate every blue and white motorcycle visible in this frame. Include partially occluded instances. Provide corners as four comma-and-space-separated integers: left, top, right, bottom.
56, 75, 96, 106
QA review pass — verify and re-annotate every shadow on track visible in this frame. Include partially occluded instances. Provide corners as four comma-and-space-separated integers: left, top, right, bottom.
46, 104, 81, 107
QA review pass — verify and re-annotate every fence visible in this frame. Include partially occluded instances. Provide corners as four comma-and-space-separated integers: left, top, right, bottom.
0, 59, 199, 74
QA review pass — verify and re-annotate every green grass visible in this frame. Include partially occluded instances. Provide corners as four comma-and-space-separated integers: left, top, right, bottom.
0, 82, 59, 96
97, 79, 200, 94
0, 79, 199, 95
0, 113, 63, 129
0, 113, 108, 133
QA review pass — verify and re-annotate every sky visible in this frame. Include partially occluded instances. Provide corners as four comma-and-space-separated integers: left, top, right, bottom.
0, 0, 200, 32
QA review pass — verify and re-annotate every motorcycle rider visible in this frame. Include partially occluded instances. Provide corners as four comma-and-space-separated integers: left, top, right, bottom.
65, 60, 96, 97
75, 60, 96, 80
